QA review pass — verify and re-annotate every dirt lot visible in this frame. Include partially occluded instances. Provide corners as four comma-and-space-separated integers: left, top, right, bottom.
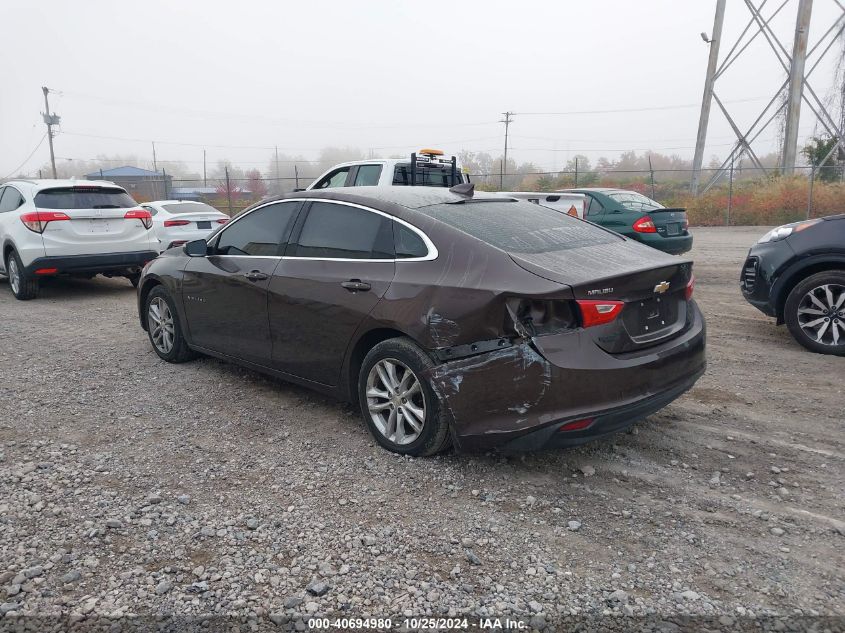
0, 226, 842, 630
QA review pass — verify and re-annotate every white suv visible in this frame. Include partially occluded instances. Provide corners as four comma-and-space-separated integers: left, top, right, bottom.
0, 179, 158, 300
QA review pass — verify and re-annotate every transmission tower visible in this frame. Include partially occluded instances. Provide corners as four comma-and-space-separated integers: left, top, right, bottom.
691, 0, 845, 195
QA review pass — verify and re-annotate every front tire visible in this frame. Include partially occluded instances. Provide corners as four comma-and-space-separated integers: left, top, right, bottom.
358, 338, 451, 456
5, 250, 38, 300
784, 271, 845, 356
145, 286, 196, 363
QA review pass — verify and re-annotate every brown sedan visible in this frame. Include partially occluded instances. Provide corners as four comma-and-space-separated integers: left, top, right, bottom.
137, 186, 706, 455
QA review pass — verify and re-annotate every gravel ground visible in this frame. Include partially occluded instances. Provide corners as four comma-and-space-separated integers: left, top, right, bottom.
0, 226, 843, 631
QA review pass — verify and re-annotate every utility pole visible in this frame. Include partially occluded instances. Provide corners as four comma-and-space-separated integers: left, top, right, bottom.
648, 155, 656, 199
294, 164, 300, 190
225, 166, 233, 216
152, 141, 158, 172
499, 111, 514, 190
203, 149, 207, 187
275, 146, 280, 192
782, 0, 813, 174
41, 86, 59, 179
691, 0, 726, 195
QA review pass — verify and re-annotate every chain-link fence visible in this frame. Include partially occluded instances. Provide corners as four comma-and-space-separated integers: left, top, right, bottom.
5, 164, 843, 226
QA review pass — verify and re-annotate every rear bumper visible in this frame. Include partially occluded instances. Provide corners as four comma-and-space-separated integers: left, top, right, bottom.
640, 233, 693, 255
424, 301, 706, 452
23, 251, 158, 276
500, 369, 703, 451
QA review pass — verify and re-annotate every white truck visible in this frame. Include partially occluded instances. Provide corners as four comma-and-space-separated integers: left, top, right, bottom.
307, 150, 467, 190
306, 149, 587, 218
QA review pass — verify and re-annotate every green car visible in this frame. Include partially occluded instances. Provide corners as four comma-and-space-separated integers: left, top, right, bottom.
564, 188, 693, 255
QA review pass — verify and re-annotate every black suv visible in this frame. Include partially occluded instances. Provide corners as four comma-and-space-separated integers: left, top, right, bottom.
741, 214, 845, 355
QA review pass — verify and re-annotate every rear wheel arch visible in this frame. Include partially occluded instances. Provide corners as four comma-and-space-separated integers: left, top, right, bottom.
345, 327, 423, 404
775, 258, 845, 321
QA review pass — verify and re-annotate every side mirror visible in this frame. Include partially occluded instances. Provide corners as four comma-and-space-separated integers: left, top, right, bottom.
184, 239, 208, 257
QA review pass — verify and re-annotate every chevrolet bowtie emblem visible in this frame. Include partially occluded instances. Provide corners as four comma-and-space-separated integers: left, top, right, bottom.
654, 281, 671, 294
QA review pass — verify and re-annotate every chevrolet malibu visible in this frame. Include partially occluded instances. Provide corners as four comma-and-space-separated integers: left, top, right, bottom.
137, 186, 706, 455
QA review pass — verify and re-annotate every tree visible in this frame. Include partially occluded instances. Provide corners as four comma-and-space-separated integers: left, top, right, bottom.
245, 169, 268, 199
802, 136, 841, 182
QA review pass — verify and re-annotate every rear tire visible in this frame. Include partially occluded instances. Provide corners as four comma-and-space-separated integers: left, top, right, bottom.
358, 338, 451, 456
784, 270, 845, 356
144, 286, 197, 363
5, 250, 38, 300
127, 273, 141, 288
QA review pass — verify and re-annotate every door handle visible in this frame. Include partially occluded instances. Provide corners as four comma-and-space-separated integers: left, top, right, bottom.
341, 279, 371, 292
244, 270, 270, 281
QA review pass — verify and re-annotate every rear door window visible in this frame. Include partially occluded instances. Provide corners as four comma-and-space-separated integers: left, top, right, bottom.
352, 165, 382, 186
215, 201, 301, 256
586, 196, 604, 216
312, 167, 351, 189
0, 187, 24, 212
394, 224, 428, 259
35, 187, 136, 209
293, 202, 393, 259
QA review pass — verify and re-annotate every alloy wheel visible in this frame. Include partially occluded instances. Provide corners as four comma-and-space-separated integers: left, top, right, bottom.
148, 297, 175, 354
366, 358, 427, 445
797, 283, 845, 346
8, 257, 20, 295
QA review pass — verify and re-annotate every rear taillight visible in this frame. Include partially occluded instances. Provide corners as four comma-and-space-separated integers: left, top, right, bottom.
682, 219, 689, 232
163, 219, 190, 227
124, 209, 152, 229
216, 218, 230, 224
633, 216, 657, 233
576, 299, 625, 328
685, 273, 695, 301
558, 418, 594, 432
34, 267, 58, 275
20, 211, 71, 233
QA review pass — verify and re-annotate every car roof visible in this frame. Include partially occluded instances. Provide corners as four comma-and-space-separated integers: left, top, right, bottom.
3, 179, 125, 193
145, 200, 217, 206
560, 187, 625, 193
276, 186, 502, 210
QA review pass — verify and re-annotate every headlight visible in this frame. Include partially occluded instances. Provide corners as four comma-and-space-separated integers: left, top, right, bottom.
757, 219, 821, 244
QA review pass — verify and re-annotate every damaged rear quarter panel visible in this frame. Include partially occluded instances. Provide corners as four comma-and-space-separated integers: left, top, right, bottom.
366, 216, 571, 350
422, 341, 553, 439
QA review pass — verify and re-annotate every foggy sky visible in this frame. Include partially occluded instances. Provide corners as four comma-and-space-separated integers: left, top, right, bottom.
2, 0, 843, 178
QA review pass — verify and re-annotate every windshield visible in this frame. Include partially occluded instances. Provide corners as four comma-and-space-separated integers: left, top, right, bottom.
608, 191, 664, 211
162, 202, 220, 215
393, 163, 463, 187
35, 187, 136, 209
418, 200, 619, 254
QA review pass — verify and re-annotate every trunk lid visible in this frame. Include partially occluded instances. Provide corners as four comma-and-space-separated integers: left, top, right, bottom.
509, 239, 694, 353
642, 207, 688, 237
161, 212, 226, 230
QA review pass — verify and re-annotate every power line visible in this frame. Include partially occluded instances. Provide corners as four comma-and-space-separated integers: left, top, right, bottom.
3, 134, 47, 179
516, 95, 773, 116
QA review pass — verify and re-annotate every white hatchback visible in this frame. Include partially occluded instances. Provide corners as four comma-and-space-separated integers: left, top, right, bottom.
140, 200, 230, 252
0, 179, 158, 300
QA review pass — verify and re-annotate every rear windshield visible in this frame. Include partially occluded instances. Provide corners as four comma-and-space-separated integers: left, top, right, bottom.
162, 202, 219, 214
35, 187, 136, 210
608, 191, 663, 211
418, 200, 620, 254
393, 164, 462, 187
